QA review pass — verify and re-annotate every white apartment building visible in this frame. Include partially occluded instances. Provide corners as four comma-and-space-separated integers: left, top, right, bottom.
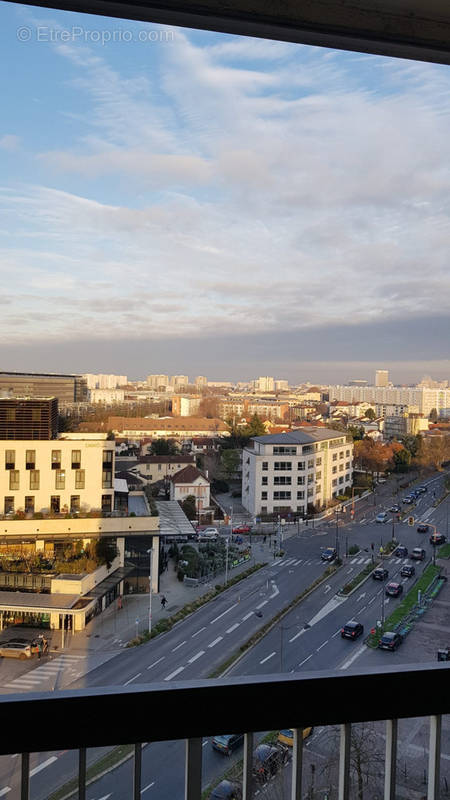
274, 380, 289, 391
83, 374, 127, 389
89, 389, 125, 404
253, 376, 275, 392
195, 376, 208, 388
0, 433, 115, 516
242, 428, 353, 517
146, 374, 169, 390
328, 386, 450, 418
375, 370, 389, 387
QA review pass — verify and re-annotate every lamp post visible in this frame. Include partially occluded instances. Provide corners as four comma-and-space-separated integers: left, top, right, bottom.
335, 507, 340, 560
224, 537, 230, 586
148, 547, 153, 634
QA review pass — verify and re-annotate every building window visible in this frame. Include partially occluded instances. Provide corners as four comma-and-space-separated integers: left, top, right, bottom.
346, 461, 350, 469
102, 494, 112, 513
346, 449, 350, 456
32, 409, 41, 422
25, 450, 36, 470
339, 477, 344, 484
308, 474, 314, 483
9, 471, 19, 491
273, 446, 296, 455
6, 409, 15, 422
339, 464, 344, 472
261, 491, 268, 500
29, 470, 40, 490
332, 479, 338, 487
5, 450, 15, 470
55, 470, 65, 490
316, 457, 322, 466
102, 471, 113, 489
4, 497, 14, 514
316, 471, 321, 479
262, 462, 268, 471
274, 462, 292, 471
307, 488, 314, 497
297, 490, 305, 500
50, 496, 60, 513
302, 445, 313, 454
51, 450, 61, 470
274, 476, 291, 485
75, 470, 85, 489
297, 476, 305, 485
308, 459, 314, 468
103, 451, 113, 467
71, 450, 81, 470
332, 454, 337, 462
261, 506, 267, 514
24, 496, 34, 514
273, 491, 291, 500
70, 495, 80, 513
297, 462, 305, 470
262, 476, 268, 486
332, 466, 337, 474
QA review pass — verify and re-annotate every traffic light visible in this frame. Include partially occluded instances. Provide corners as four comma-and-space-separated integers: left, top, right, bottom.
408, 516, 415, 526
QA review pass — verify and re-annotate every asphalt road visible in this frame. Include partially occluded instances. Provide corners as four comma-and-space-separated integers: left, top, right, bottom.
0, 470, 449, 800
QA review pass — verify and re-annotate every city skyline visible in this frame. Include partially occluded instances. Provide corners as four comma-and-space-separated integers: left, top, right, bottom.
1, 4, 450, 379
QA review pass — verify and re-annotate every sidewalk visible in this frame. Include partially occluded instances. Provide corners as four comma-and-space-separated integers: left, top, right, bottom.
64, 539, 275, 655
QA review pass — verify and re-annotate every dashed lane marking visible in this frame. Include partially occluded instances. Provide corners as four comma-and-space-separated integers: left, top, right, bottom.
242, 612, 254, 621
30, 757, 58, 777
260, 651, 276, 665
210, 603, 239, 624
171, 641, 186, 652
298, 654, 313, 667
147, 657, 165, 670
340, 645, 366, 671
208, 636, 223, 648
164, 666, 185, 681
192, 626, 206, 638
316, 640, 328, 652
141, 783, 155, 794
226, 623, 240, 634
123, 673, 141, 686
188, 651, 204, 664
256, 600, 268, 609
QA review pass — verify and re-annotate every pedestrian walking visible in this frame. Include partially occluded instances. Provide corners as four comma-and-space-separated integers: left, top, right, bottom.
117, 595, 123, 611
161, 595, 167, 609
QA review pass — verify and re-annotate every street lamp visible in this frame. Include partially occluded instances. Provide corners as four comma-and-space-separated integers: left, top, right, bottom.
335, 507, 341, 560
224, 537, 230, 586
147, 547, 153, 634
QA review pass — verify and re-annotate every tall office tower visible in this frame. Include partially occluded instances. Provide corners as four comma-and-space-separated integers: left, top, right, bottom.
0, 372, 88, 404
375, 370, 389, 387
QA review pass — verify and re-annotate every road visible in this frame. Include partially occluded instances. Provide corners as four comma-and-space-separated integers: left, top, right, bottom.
0, 471, 448, 799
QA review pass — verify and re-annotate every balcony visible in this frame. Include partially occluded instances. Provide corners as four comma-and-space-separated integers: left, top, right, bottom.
3, 663, 450, 800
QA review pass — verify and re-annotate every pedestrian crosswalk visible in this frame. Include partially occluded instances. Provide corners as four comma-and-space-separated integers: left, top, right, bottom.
2, 653, 87, 692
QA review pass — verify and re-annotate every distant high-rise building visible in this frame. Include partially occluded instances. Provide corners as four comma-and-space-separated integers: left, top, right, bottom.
84, 374, 127, 390
195, 376, 208, 388
0, 372, 87, 405
171, 375, 189, 389
274, 380, 289, 391
253, 376, 275, 392
375, 370, 389, 387
146, 374, 169, 390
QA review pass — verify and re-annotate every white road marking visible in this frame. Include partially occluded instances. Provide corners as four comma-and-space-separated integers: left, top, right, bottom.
141, 782, 155, 793
208, 636, 223, 648
30, 757, 58, 777
260, 651, 276, 664
188, 651, 205, 664
324, 585, 332, 594
368, 596, 376, 604
269, 582, 280, 599
345, 568, 353, 574
289, 628, 306, 643
226, 623, 240, 634
307, 595, 347, 627
172, 641, 187, 652
298, 654, 313, 667
98, 795, 112, 799
256, 600, 268, 609
358, 605, 367, 613
356, 593, 366, 602
0, 789, 11, 796
317, 640, 328, 651
202, 741, 208, 748
242, 612, 254, 621
293, 559, 303, 565
332, 629, 341, 638
147, 657, 165, 670
124, 673, 142, 686
340, 645, 366, 671
164, 666, 185, 681
210, 603, 239, 624
350, 558, 357, 564
192, 626, 206, 638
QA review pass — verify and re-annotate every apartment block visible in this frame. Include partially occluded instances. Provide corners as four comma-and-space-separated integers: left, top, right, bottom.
242, 428, 353, 517
0, 397, 58, 440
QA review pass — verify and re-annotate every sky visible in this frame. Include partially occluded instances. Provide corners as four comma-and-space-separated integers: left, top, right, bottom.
1, 3, 450, 384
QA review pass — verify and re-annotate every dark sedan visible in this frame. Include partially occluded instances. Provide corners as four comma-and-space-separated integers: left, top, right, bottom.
400, 564, 415, 578
253, 744, 289, 782
379, 631, 403, 650
341, 621, 364, 640
417, 524, 430, 533
385, 582, 403, 597
430, 533, 447, 546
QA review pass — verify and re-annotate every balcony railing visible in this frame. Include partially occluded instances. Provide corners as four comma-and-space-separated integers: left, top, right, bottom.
2, 662, 450, 800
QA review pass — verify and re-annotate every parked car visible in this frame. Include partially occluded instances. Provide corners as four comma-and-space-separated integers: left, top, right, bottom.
198, 528, 219, 542
375, 512, 388, 523
389, 504, 401, 513
400, 564, 415, 578
0, 641, 33, 660
372, 567, 388, 581
341, 620, 364, 640
394, 545, 408, 558
277, 728, 313, 747
430, 533, 447, 546
418, 485, 428, 493
232, 525, 251, 534
385, 582, 403, 597
378, 631, 403, 651
410, 547, 426, 561
417, 523, 430, 533
212, 734, 244, 756
253, 744, 289, 782
402, 497, 414, 504
209, 780, 242, 800
320, 547, 337, 562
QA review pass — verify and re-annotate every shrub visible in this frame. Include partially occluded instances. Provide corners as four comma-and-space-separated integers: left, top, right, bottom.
348, 544, 360, 555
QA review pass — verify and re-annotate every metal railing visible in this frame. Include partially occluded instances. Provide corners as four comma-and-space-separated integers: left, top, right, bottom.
2, 662, 450, 800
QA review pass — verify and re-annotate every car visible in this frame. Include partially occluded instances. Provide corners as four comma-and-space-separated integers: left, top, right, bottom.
252, 744, 289, 782
232, 525, 251, 534
400, 564, 415, 578
212, 734, 244, 756
417, 524, 430, 533
410, 547, 426, 560
430, 533, 447, 546
198, 528, 219, 542
321, 547, 337, 561
394, 546, 408, 558
341, 620, 364, 640
418, 485, 428, 493
208, 780, 242, 800
0, 641, 33, 660
375, 512, 388, 523
277, 728, 313, 747
385, 582, 403, 597
402, 497, 414, 504
372, 567, 388, 581
389, 504, 401, 513
378, 631, 403, 651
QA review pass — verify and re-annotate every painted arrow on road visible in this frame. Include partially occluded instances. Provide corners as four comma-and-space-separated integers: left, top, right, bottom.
356, 593, 366, 602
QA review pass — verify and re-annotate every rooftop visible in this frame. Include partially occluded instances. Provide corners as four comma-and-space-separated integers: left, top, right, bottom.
251, 426, 348, 444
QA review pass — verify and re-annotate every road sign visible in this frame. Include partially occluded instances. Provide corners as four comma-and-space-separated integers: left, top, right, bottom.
408, 516, 415, 526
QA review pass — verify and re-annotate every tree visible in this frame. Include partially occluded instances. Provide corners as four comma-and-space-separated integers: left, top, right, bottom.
95, 538, 118, 569
347, 424, 365, 441
242, 413, 266, 437
429, 407, 438, 423
150, 439, 178, 456
365, 407, 376, 421
220, 449, 240, 480
181, 495, 197, 520
393, 447, 411, 472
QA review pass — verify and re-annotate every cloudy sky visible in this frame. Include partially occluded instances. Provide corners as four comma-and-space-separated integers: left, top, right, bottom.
1, 3, 450, 384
